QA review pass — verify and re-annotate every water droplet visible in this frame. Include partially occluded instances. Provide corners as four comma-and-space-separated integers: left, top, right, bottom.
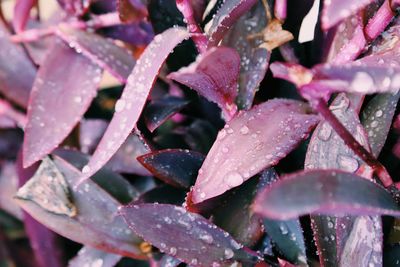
327, 221, 334, 228
115, 99, 126, 112
169, 247, 177, 256
224, 172, 243, 187
164, 217, 172, 224
199, 233, 213, 244
82, 165, 90, 174
370, 120, 379, 128
337, 154, 359, 172
351, 72, 374, 92
375, 110, 383, 117
240, 125, 249, 135
279, 224, 288, 235
224, 248, 234, 259
318, 123, 332, 141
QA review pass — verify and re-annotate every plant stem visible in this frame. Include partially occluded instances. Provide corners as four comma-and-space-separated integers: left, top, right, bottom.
365, 0, 394, 41
11, 12, 122, 43
274, 0, 287, 21
175, 0, 208, 53
314, 98, 393, 187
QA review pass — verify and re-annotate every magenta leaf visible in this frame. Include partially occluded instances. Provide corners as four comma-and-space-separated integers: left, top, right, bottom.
205, 0, 258, 47
321, 0, 375, 30
69, 246, 122, 267
144, 96, 189, 132
15, 156, 145, 258
189, 99, 319, 204
253, 169, 400, 220
56, 26, 136, 83
168, 46, 240, 120
0, 21, 36, 108
119, 203, 261, 266
13, 0, 37, 33
78, 27, 190, 184
138, 149, 205, 188
305, 94, 376, 266
23, 39, 102, 168
222, 1, 270, 110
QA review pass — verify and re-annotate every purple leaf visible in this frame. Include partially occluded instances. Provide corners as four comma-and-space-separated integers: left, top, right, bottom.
15, 156, 146, 258
138, 149, 205, 188
133, 185, 186, 205
305, 94, 376, 266
78, 27, 190, 184
168, 46, 240, 120
56, 26, 136, 83
189, 99, 319, 204
69, 246, 122, 267
321, 0, 375, 30
119, 203, 261, 266
361, 93, 400, 157
101, 22, 154, 46
0, 162, 23, 219
80, 119, 109, 154
13, 0, 37, 33
23, 39, 102, 168
222, 1, 270, 110
0, 99, 27, 129
205, 0, 258, 47
105, 131, 152, 176
253, 169, 400, 220
144, 96, 189, 132
0, 21, 36, 108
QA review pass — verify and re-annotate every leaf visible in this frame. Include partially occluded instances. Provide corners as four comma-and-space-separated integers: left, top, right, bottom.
13, 0, 37, 33
257, 169, 307, 265
69, 246, 122, 267
15, 157, 146, 259
253, 169, 400, 220
119, 203, 261, 266
189, 99, 319, 204
78, 27, 190, 184
222, 1, 270, 110
0, 21, 36, 108
133, 185, 186, 205
101, 22, 154, 46
205, 0, 258, 47
138, 149, 205, 188
23, 39, 102, 168
80, 119, 109, 154
56, 26, 136, 83
321, 0, 375, 30
144, 96, 189, 132
0, 162, 23, 219
168, 46, 240, 120
56, 0, 90, 16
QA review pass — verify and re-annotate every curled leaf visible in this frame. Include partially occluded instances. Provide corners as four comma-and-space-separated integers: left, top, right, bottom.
190, 99, 319, 204
168, 47, 240, 120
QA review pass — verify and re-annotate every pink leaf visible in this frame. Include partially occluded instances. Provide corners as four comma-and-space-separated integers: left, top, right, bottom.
23, 39, 102, 168
168, 47, 240, 120
189, 99, 319, 204
322, 0, 375, 30
56, 26, 136, 83
77, 27, 190, 184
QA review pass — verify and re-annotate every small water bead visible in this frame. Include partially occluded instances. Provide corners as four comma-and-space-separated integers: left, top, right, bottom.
115, 99, 126, 112
224, 172, 244, 187
240, 125, 249, 134
169, 247, 177, 256
375, 110, 383, 117
199, 233, 214, 244
164, 217, 172, 224
224, 248, 234, 259
82, 165, 91, 174
351, 72, 374, 92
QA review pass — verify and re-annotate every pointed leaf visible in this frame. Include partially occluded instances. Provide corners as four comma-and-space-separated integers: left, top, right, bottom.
190, 99, 319, 204
138, 149, 205, 188
144, 96, 189, 132
206, 0, 258, 46
168, 47, 240, 120
15, 157, 145, 259
56, 27, 136, 83
78, 27, 190, 184
222, 1, 270, 110
253, 169, 400, 220
69, 246, 122, 267
23, 39, 102, 168
322, 0, 375, 29
120, 203, 261, 266
0, 21, 36, 108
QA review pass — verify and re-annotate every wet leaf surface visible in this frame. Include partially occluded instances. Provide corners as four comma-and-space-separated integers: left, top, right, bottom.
69, 246, 122, 267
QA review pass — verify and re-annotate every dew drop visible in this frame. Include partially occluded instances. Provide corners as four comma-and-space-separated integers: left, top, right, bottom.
199, 233, 214, 244
82, 165, 90, 174
351, 72, 374, 92
337, 154, 359, 172
240, 125, 249, 135
115, 99, 126, 112
169, 247, 177, 256
318, 123, 332, 141
224, 248, 234, 259
375, 110, 383, 117
224, 172, 243, 187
